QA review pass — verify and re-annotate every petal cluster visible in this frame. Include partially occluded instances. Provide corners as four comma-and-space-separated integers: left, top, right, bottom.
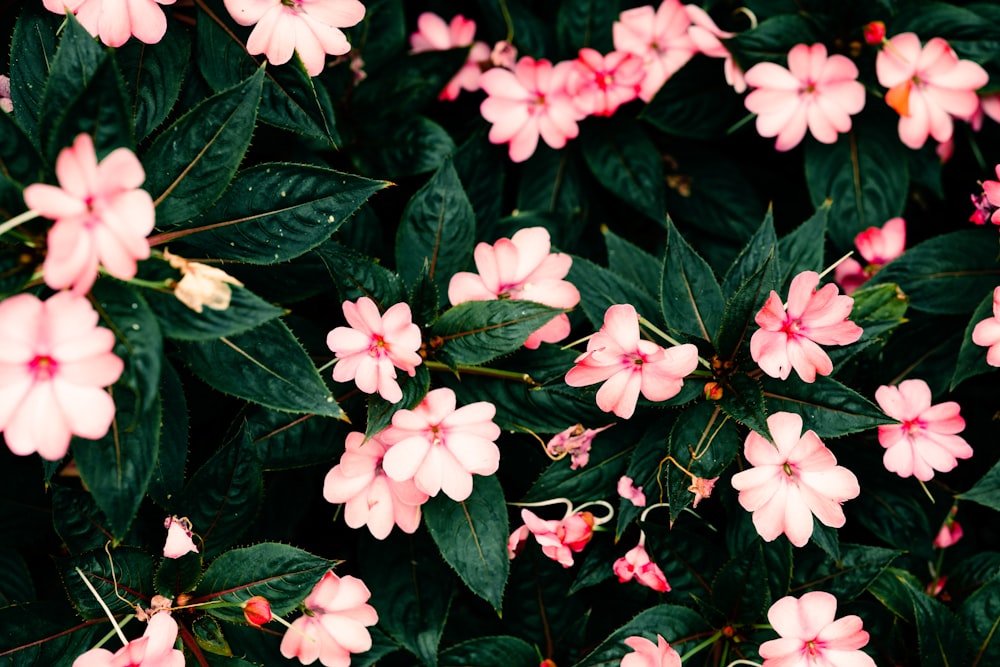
834, 217, 907, 294
42, 0, 175, 47
73, 612, 184, 667
613, 543, 670, 592
409, 13, 490, 101
620, 634, 682, 667
972, 286, 1000, 366
508, 509, 594, 567
613, 0, 696, 102
760, 591, 875, 667
565, 48, 645, 117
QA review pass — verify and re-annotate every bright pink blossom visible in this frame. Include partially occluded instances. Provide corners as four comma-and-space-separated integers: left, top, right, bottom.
73, 612, 184, 667
876, 33, 988, 149
565, 48, 645, 117
326, 297, 423, 404
744, 43, 866, 151
162, 516, 199, 559
685, 5, 746, 93
545, 423, 612, 469
863, 21, 886, 46
620, 635, 681, 667
875, 379, 973, 481
933, 516, 963, 549
409, 13, 490, 101
380, 388, 500, 501
731, 412, 860, 547
479, 56, 586, 162
972, 286, 1000, 366
613, 543, 670, 592
511, 509, 594, 567
751, 271, 863, 383
280, 571, 378, 667
760, 591, 875, 667
223, 0, 365, 77
0, 292, 123, 461
42, 0, 175, 47
565, 304, 699, 419
979, 165, 1000, 226
323, 430, 429, 539
612, 0, 696, 102
23, 134, 154, 294
835, 217, 906, 294
617, 476, 646, 507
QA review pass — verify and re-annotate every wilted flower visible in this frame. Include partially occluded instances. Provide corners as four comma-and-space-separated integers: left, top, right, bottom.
620, 634, 681, 667
409, 12, 490, 101
511, 509, 594, 567
613, 543, 670, 592
565, 48, 645, 117
617, 476, 646, 507
613, 0, 696, 102
834, 217, 906, 294
73, 612, 185, 667
163, 516, 199, 559
42, 0, 175, 47
760, 591, 875, 667
688, 476, 718, 508
164, 250, 243, 313
972, 286, 1000, 366
545, 424, 612, 469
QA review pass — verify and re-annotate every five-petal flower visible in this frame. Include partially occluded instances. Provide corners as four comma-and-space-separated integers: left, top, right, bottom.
760, 591, 875, 667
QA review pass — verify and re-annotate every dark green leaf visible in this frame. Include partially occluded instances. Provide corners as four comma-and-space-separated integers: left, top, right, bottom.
433, 300, 565, 366
0, 102, 44, 188
353, 50, 469, 117
828, 281, 910, 370
572, 604, 711, 667
352, 628, 403, 667
353, 115, 456, 179
568, 255, 660, 329
581, 118, 665, 223
0, 602, 102, 664
960, 578, 1000, 665
408, 261, 441, 330
313, 240, 406, 308
664, 403, 740, 523
777, 203, 829, 291
142, 281, 285, 342
717, 372, 770, 439
725, 14, 823, 68
952, 290, 997, 389
155, 551, 203, 599
245, 408, 344, 471
661, 217, 725, 341
59, 547, 155, 618
617, 414, 677, 535
910, 575, 974, 667
366, 365, 430, 438
891, 2, 1000, 63
439, 636, 538, 667
115, 22, 190, 140
722, 214, 777, 297
715, 253, 777, 362
453, 130, 506, 237
193, 616, 233, 657
794, 543, 902, 602
516, 145, 588, 228
9, 4, 61, 146
605, 227, 662, 291
523, 433, 632, 505
712, 542, 770, 624
51, 486, 116, 555
811, 519, 840, 562
148, 359, 188, 507
0, 548, 35, 606
641, 56, 744, 140
760, 375, 894, 438
960, 458, 1000, 512
555, 0, 617, 55
351, 0, 406, 74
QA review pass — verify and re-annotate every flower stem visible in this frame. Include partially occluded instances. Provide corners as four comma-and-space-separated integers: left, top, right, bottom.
424, 360, 539, 386
75, 567, 129, 647
638, 317, 712, 370
574, 500, 615, 526
316, 358, 338, 374
817, 251, 854, 281
679, 631, 721, 662
93, 615, 134, 649
0, 209, 40, 238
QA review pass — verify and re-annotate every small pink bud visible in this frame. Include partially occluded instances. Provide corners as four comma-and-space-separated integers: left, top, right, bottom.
863, 21, 886, 45
933, 519, 963, 549
243, 596, 272, 626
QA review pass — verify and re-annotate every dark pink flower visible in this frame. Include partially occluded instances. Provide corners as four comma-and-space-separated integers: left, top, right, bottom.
545, 423, 612, 469
163, 516, 199, 559
613, 543, 670, 592
980, 165, 1000, 226
617, 475, 646, 507
972, 286, 1000, 366
43, 0, 175, 47
565, 48, 645, 117
613, 0, 696, 102
685, 5, 746, 93
409, 13, 491, 101
834, 217, 906, 295
73, 612, 184, 667
760, 591, 875, 667
933, 519, 962, 549
513, 509, 594, 567
863, 21, 886, 46
620, 635, 681, 667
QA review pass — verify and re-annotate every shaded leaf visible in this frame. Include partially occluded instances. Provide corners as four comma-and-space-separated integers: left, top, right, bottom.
439, 636, 538, 667
777, 203, 829, 291
366, 365, 430, 438
354, 115, 455, 179
148, 359, 188, 507
432, 300, 564, 367
641, 56, 744, 140
59, 547, 155, 618
661, 217, 725, 341
581, 118, 665, 222
760, 375, 894, 438
952, 290, 997, 390
568, 255, 660, 329
9, 4, 61, 145
313, 240, 406, 308
572, 603, 711, 667
115, 21, 190, 140
960, 458, 1000, 513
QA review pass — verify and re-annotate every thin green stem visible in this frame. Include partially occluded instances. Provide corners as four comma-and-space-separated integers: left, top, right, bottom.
75, 567, 129, 647
638, 317, 712, 370
497, 0, 514, 42
92, 615, 134, 649
679, 631, 721, 662
917, 479, 935, 503
123, 276, 174, 291
0, 209, 40, 239
424, 360, 538, 385
817, 251, 854, 281
316, 358, 338, 374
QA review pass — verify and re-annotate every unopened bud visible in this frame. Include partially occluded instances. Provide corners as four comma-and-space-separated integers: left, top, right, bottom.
242, 596, 272, 626
863, 21, 886, 45
704, 382, 723, 401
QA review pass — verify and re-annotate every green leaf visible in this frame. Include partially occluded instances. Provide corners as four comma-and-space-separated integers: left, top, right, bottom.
0, 548, 34, 606
555, 0, 617, 55
641, 56, 745, 140
366, 365, 430, 438
0, 602, 102, 664
777, 203, 829, 291
952, 290, 997, 389
523, 430, 632, 505
354, 115, 456, 180
959, 458, 1000, 512
424, 475, 509, 612
811, 519, 840, 562
760, 375, 894, 438
432, 301, 565, 366
715, 253, 777, 362
143, 67, 263, 227
605, 227, 662, 292
156, 551, 203, 599
245, 408, 345, 471
829, 281, 909, 370
664, 403, 740, 523
453, 130, 506, 238
910, 576, 974, 667
115, 21, 190, 140
440, 636, 537, 667
581, 118, 665, 223
148, 359, 188, 507
722, 214, 778, 297
59, 547, 154, 618
9, 4, 61, 146
408, 261, 441, 330
960, 578, 1000, 666
568, 254, 660, 329
717, 373, 770, 439
313, 240, 406, 308
353, 50, 470, 117
712, 542, 770, 624
793, 543, 902, 602
572, 604, 712, 667
141, 281, 285, 341
891, 2, 1000, 63
661, 217, 725, 341
51, 486, 116, 555
193, 616, 233, 657
0, 101, 44, 188
725, 14, 823, 68
516, 145, 588, 226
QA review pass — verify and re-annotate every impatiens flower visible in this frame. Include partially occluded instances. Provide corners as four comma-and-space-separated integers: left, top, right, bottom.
743, 43, 866, 151
23, 134, 154, 294
490, 40, 517, 69
834, 217, 906, 294
409, 13, 491, 101
565, 304, 700, 419
326, 297, 423, 404
876, 33, 989, 149
933, 510, 963, 549
42, 0, 175, 47
685, 5, 746, 93
323, 430, 429, 539
511, 509, 594, 567
688, 476, 718, 508
620, 635, 681, 667
381, 387, 500, 501
545, 423, 612, 469
982, 93, 1000, 125
164, 249, 244, 313
617, 476, 647, 507
750, 271, 863, 383
162, 516, 199, 559
972, 286, 1000, 366
613, 0, 696, 102
565, 48, 645, 117
970, 191, 999, 227
760, 591, 875, 667
731, 412, 860, 547
479, 56, 586, 162
613, 543, 670, 592
448, 227, 580, 349
978, 164, 1000, 226
875, 379, 973, 481
0, 292, 123, 461
73, 612, 184, 667
508, 524, 530, 559
280, 571, 378, 667
223, 0, 365, 77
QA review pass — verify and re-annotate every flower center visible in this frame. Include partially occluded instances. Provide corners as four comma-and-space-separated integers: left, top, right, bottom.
430, 425, 444, 447
782, 462, 794, 477
29, 355, 57, 380
782, 318, 804, 336
903, 419, 925, 438
368, 336, 387, 357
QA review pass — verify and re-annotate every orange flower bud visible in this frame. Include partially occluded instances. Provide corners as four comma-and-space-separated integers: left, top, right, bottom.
242, 596, 272, 626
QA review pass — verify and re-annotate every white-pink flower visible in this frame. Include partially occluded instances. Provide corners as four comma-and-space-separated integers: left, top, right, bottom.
323, 430, 429, 539
509, 509, 594, 567
223, 0, 365, 77
834, 217, 906, 295
760, 591, 875, 667
875, 379, 973, 481
73, 612, 184, 667
448, 227, 580, 349
613, 0, 696, 102
876, 33, 988, 149
565, 48, 645, 117
613, 543, 670, 592
0, 292, 123, 461
23, 134, 154, 295
685, 4, 746, 93
565, 304, 699, 419
380, 387, 500, 501
972, 286, 1000, 366
326, 297, 422, 404
42, 0, 175, 47
731, 412, 860, 547
163, 516, 199, 559
620, 634, 681, 667
409, 12, 490, 101
744, 43, 866, 151
617, 475, 646, 507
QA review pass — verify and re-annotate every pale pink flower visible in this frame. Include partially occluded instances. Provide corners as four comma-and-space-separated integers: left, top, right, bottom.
323, 430, 429, 539
280, 571, 378, 667
565, 48, 645, 117
479, 56, 586, 162
162, 516, 198, 559
0, 292, 123, 461
490, 41, 517, 69
448, 227, 580, 349
545, 423, 612, 469
380, 388, 500, 501
223, 0, 365, 77
512, 509, 594, 567
685, 5, 746, 93
982, 93, 1000, 125
972, 286, 1000, 366
760, 591, 875, 667
834, 217, 906, 295
617, 475, 646, 507
73, 612, 184, 667
875, 379, 973, 481
731, 412, 860, 547
24, 134, 154, 295
980, 165, 1000, 226
326, 297, 423, 404
566, 304, 700, 419
42, 0, 175, 47
613, 543, 670, 592
688, 476, 718, 508
744, 43, 866, 151
620, 635, 681, 667
507, 524, 530, 559
409, 13, 490, 101
613, 0, 696, 102
751, 271, 863, 383
876, 33, 989, 149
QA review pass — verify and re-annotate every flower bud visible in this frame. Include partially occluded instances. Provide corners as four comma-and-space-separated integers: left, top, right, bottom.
242, 596, 272, 626
704, 382, 723, 400
863, 21, 886, 45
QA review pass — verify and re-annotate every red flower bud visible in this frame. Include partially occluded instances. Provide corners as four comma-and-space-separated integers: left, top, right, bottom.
704, 382, 723, 401
863, 21, 886, 45
242, 596, 272, 626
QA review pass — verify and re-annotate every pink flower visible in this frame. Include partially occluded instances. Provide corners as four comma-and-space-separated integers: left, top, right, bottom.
685, 5, 746, 93
688, 476, 718, 508
620, 635, 682, 667
875, 379, 973, 481
933, 517, 963, 549
613, 543, 670, 592
448, 227, 580, 349
970, 191, 999, 227
617, 476, 646, 507
512, 509, 594, 567
490, 41, 517, 69
42, 0, 175, 47
323, 430, 429, 539
834, 217, 907, 295
982, 93, 1000, 125
876, 33, 988, 149
565, 48, 645, 117
565, 304, 699, 419
731, 412, 860, 547
508, 524, 530, 559
750, 271, 863, 383
409, 13, 490, 101
613, 0, 697, 102
162, 516, 199, 559
479, 56, 586, 162
0, 292, 123, 461
73, 612, 184, 667
326, 297, 423, 404
979, 165, 1000, 226
744, 43, 866, 151
972, 286, 1000, 366
280, 571, 378, 667
545, 423, 612, 469
223, 0, 365, 77
760, 591, 875, 667
380, 388, 500, 501
0, 75, 12, 113
23, 134, 154, 294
